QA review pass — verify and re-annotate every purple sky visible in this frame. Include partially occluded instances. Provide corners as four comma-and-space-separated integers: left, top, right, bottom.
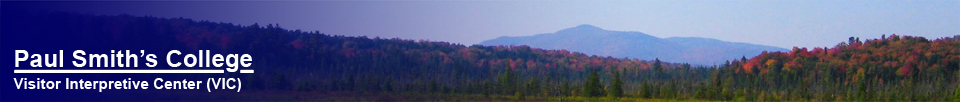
8, 1, 959, 48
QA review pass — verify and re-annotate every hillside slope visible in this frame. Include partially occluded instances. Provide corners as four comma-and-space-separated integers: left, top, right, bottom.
479, 24, 787, 65
2, 11, 711, 97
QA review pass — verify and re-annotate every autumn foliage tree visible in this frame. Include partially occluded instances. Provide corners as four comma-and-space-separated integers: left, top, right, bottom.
717, 34, 960, 101
14, 10, 960, 101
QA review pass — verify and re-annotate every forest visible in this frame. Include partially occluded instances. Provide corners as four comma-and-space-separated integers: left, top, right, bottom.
5, 10, 960, 101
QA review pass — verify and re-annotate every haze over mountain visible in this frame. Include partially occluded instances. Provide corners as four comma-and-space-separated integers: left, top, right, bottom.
479, 24, 788, 65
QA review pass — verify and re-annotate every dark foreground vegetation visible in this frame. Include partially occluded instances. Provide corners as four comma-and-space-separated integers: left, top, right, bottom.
5, 10, 960, 101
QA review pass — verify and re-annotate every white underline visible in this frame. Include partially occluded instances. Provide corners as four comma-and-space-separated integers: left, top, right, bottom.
240, 69, 254, 73
13, 69, 231, 73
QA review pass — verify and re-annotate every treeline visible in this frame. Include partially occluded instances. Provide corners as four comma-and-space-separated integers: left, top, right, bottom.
706, 34, 960, 101
6, 10, 960, 101
6, 11, 713, 98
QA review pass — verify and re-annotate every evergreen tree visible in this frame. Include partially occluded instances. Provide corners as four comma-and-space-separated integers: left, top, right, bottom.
583, 68, 604, 97
954, 69, 960, 101
653, 58, 663, 79
498, 66, 516, 94
638, 83, 652, 98
609, 69, 624, 97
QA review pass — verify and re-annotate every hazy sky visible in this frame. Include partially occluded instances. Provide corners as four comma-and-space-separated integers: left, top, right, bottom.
12, 0, 960, 48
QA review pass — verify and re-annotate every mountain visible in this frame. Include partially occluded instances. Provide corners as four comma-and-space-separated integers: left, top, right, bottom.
479, 24, 788, 65
8, 9, 960, 101
4, 11, 713, 100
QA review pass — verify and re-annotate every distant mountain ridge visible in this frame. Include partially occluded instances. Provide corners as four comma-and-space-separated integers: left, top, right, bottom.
479, 24, 788, 65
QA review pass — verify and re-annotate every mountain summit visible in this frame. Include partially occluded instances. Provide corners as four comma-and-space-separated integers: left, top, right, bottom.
479, 24, 788, 65
561, 24, 604, 32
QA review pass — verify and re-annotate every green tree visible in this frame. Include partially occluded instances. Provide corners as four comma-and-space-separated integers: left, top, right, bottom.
608, 69, 624, 97
498, 66, 516, 94
525, 79, 541, 96
637, 83, 652, 98
653, 58, 663, 79
954, 70, 960, 101
660, 81, 676, 99
583, 68, 604, 97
